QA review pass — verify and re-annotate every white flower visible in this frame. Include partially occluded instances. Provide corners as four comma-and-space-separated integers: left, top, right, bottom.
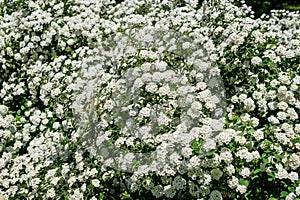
285, 192, 297, 200
243, 98, 255, 111
133, 78, 144, 89
216, 129, 236, 145
278, 74, 291, 85
138, 125, 151, 136
252, 91, 263, 100
277, 101, 288, 110
220, 149, 233, 164
92, 179, 100, 187
231, 95, 239, 103
251, 117, 259, 127
46, 188, 56, 198
251, 56, 262, 65
228, 176, 239, 189
290, 84, 298, 91
152, 71, 166, 83
289, 172, 299, 182
241, 113, 250, 122
295, 124, 300, 133
226, 164, 235, 175
191, 101, 202, 111
141, 73, 152, 82
251, 151, 260, 160
295, 184, 300, 196
278, 86, 288, 94
252, 129, 264, 141
236, 147, 254, 162
0, 105, 8, 116
52, 122, 60, 130
287, 108, 298, 120
181, 147, 193, 158
188, 156, 201, 168
155, 61, 168, 71
198, 89, 211, 101
275, 164, 289, 179
196, 82, 207, 90
203, 173, 212, 185
129, 109, 137, 117
268, 101, 277, 110
182, 42, 191, 50
239, 167, 250, 178
50, 177, 60, 186
268, 115, 280, 124
145, 82, 158, 93
274, 132, 289, 145
55, 104, 64, 118
158, 84, 170, 96
139, 107, 151, 118
30, 178, 41, 189
103, 100, 115, 111
277, 111, 287, 121
177, 86, 191, 96
51, 88, 61, 97
236, 184, 247, 194
203, 139, 216, 152
239, 94, 247, 101
61, 164, 70, 177
235, 135, 246, 145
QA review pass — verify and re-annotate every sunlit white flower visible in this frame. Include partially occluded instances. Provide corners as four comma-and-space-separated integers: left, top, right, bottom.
236, 184, 247, 194
251, 56, 262, 65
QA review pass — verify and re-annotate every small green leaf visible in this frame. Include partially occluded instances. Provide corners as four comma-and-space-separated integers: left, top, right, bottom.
274, 154, 281, 162
288, 187, 295, 192
268, 177, 273, 181
280, 191, 288, 197
239, 178, 249, 186
253, 168, 263, 174
121, 191, 131, 200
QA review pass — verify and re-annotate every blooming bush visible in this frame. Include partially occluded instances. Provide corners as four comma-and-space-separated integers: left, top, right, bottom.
0, 0, 299, 199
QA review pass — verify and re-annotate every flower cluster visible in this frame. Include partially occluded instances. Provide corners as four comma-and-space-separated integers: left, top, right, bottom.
73, 25, 227, 178
0, 0, 299, 199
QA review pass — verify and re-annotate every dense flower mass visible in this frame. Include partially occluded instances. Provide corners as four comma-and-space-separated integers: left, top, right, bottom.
0, 0, 299, 199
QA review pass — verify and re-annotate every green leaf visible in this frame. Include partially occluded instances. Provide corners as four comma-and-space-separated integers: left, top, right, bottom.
253, 168, 263, 174
121, 191, 131, 200
288, 187, 295, 192
239, 178, 249, 186
274, 154, 281, 162
268, 177, 274, 181
268, 198, 278, 200
206, 149, 215, 158
280, 191, 288, 197
15, 116, 21, 121
99, 192, 105, 200
251, 175, 259, 180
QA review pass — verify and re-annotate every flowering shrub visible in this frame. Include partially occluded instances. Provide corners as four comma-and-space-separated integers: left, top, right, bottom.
0, 0, 299, 199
